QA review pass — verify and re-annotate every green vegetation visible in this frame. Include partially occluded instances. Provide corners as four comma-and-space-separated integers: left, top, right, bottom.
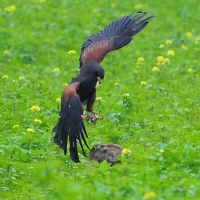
0, 0, 199, 199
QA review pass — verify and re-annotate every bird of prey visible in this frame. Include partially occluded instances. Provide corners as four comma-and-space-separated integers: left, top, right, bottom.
53, 12, 154, 163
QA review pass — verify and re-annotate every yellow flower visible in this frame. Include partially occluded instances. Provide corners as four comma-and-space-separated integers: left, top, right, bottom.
159, 44, 165, 49
2, 75, 8, 79
152, 66, 159, 72
65, 83, 69, 86
157, 56, 170, 65
122, 93, 130, 97
186, 32, 193, 38
56, 97, 61, 102
164, 57, 170, 63
3, 50, 10, 55
96, 97, 102, 101
167, 50, 175, 56
53, 68, 60, 72
137, 56, 144, 64
134, 4, 143, 9
141, 81, 147, 86
165, 39, 172, 45
30, 105, 40, 112
159, 149, 164, 153
157, 56, 164, 65
187, 68, 193, 72
144, 191, 156, 199
4, 5, 16, 12
34, 119, 42, 123
13, 125, 20, 128
27, 128, 34, 132
122, 148, 132, 154
68, 50, 76, 55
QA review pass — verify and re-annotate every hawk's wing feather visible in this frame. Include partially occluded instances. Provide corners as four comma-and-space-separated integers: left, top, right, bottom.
53, 82, 90, 163
80, 12, 154, 67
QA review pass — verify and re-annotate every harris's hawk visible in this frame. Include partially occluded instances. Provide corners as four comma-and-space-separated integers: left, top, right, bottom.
53, 12, 154, 163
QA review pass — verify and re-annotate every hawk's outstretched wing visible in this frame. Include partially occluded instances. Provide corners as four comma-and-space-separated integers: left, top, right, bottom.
79, 12, 154, 67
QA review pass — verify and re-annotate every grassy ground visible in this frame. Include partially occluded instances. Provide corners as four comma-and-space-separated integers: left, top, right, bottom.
0, 0, 200, 199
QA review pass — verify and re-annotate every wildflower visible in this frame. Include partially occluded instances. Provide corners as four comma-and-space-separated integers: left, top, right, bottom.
157, 56, 164, 65
96, 97, 102, 101
186, 32, 193, 38
4, 5, 16, 12
68, 50, 76, 55
165, 39, 172, 45
137, 56, 144, 64
157, 56, 170, 65
53, 68, 60, 72
159, 149, 164, 153
27, 128, 34, 132
34, 119, 42, 123
122, 148, 132, 154
164, 57, 170, 63
167, 50, 175, 56
134, 4, 143, 9
114, 82, 120, 86
122, 93, 130, 97
56, 97, 61, 102
2, 75, 8, 79
152, 66, 159, 72
30, 105, 40, 112
181, 45, 187, 50
187, 68, 193, 72
159, 44, 165, 48
19, 76, 25, 80
3, 50, 10, 55
65, 83, 69, 86
141, 81, 147, 86
13, 125, 20, 128
144, 191, 156, 199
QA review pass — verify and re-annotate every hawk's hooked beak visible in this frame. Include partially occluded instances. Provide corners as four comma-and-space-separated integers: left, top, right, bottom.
97, 77, 102, 84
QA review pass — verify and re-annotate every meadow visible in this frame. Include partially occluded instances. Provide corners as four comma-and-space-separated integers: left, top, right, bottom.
0, 0, 200, 199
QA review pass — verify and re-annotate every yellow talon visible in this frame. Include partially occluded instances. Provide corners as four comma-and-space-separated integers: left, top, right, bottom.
81, 115, 88, 120
82, 112, 105, 124
94, 114, 105, 120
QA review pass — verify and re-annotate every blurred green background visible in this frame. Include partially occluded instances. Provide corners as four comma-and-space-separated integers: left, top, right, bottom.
0, 0, 200, 199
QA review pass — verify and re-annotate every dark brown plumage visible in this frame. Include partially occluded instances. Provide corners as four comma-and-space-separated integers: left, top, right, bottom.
89, 144, 124, 166
53, 12, 154, 163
